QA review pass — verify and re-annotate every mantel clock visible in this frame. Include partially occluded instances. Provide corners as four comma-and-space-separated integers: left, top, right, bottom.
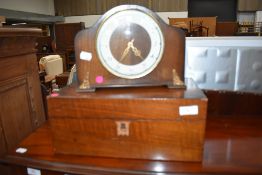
74, 5, 185, 91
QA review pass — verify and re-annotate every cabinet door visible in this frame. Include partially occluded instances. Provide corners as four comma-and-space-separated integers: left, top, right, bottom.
0, 123, 7, 156
0, 77, 34, 151
238, 0, 262, 11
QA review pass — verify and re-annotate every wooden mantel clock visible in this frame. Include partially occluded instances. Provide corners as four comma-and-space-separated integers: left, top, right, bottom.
74, 5, 185, 91
48, 5, 207, 162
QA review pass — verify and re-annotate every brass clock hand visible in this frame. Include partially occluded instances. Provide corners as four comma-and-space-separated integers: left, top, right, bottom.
129, 39, 143, 60
120, 39, 134, 61
131, 46, 143, 60
120, 46, 130, 61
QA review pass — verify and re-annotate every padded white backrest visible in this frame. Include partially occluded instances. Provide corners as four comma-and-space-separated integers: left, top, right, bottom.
41, 55, 63, 76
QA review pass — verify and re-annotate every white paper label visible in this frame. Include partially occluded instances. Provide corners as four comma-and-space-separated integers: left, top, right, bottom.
27, 168, 41, 175
80, 51, 92, 61
15, 147, 27, 154
179, 105, 199, 116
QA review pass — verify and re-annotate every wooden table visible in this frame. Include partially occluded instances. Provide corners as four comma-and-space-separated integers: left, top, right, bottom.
0, 115, 261, 175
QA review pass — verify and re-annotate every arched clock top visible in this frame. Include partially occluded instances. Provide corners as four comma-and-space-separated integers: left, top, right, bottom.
74, 5, 185, 91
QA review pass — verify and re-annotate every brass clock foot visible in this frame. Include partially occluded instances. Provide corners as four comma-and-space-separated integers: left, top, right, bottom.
168, 69, 186, 89
78, 72, 95, 92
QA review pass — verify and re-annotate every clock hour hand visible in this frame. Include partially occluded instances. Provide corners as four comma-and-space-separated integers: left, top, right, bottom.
129, 40, 143, 60
131, 46, 143, 60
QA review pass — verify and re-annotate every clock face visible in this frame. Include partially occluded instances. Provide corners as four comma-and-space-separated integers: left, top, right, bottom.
96, 9, 165, 79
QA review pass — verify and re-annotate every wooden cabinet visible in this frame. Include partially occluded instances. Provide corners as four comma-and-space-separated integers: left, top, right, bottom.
216, 22, 238, 36
238, 0, 262, 11
55, 23, 85, 70
0, 28, 46, 156
0, 125, 6, 155
55, 22, 84, 52
48, 84, 207, 162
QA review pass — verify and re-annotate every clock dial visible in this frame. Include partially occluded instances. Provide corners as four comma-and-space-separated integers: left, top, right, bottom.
110, 24, 151, 65
96, 9, 164, 79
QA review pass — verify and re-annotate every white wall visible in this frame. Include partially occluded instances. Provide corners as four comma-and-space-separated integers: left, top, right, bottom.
256, 11, 262, 22
65, 12, 188, 28
0, 0, 55, 16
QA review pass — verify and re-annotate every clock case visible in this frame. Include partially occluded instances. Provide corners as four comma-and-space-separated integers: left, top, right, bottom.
75, 5, 185, 91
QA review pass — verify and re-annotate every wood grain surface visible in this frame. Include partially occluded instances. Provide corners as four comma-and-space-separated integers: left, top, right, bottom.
0, 28, 46, 156
1, 115, 261, 175
48, 85, 207, 161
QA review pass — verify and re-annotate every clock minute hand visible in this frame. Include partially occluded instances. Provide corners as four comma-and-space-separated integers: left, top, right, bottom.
120, 46, 130, 62
119, 39, 134, 62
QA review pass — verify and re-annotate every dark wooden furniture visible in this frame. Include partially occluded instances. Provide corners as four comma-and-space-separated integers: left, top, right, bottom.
205, 90, 262, 116
55, 71, 70, 88
190, 21, 209, 37
55, 23, 85, 52
55, 22, 85, 71
36, 36, 53, 53
216, 22, 238, 36
0, 114, 261, 175
169, 17, 217, 36
0, 28, 46, 156
48, 83, 207, 161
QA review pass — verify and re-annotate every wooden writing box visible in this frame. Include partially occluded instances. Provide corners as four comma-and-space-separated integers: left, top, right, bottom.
48, 82, 207, 162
